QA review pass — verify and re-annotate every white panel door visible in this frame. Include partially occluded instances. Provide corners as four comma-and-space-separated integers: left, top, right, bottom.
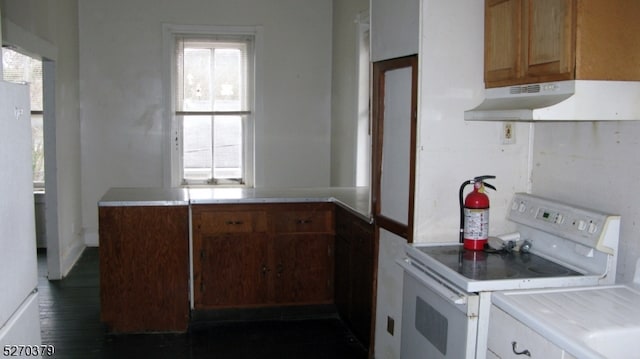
0, 81, 39, 330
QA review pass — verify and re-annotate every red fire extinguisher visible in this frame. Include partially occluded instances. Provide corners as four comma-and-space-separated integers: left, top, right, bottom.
459, 175, 496, 250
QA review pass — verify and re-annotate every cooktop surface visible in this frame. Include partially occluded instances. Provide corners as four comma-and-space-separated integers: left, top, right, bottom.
414, 245, 583, 282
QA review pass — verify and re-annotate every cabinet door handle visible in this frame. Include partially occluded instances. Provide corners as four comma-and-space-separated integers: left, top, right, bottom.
225, 220, 244, 225
261, 265, 270, 276
296, 219, 312, 224
511, 342, 531, 357
276, 263, 284, 278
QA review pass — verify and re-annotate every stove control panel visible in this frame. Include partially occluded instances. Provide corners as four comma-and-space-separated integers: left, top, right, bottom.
507, 193, 620, 255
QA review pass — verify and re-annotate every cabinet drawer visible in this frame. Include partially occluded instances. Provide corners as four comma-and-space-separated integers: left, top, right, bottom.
272, 208, 333, 233
196, 210, 267, 233
488, 306, 564, 358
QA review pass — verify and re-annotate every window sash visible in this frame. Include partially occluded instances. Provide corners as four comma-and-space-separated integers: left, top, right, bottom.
175, 36, 252, 113
179, 113, 248, 186
173, 33, 254, 186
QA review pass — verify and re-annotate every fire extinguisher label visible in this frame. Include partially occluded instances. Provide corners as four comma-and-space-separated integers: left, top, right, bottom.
464, 208, 489, 240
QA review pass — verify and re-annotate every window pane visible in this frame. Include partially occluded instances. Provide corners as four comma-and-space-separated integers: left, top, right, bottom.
214, 49, 243, 111
2, 48, 43, 111
182, 115, 212, 181
213, 116, 242, 180
183, 48, 212, 111
32, 114, 45, 184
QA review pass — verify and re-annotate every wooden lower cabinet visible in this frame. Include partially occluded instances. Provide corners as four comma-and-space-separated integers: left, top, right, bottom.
99, 200, 373, 336
334, 205, 375, 348
197, 233, 269, 307
273, 233, 334, 304
99, 205, 190, 333
192, 203, 335, 309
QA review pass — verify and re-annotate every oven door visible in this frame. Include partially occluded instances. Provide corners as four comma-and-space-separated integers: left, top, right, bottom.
399, 258, 479, 359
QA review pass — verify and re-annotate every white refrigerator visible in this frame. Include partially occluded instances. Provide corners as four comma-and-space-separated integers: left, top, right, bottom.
0, 80, 42, 352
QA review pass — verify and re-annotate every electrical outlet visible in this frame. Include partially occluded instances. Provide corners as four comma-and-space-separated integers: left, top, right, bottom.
502, 122, 515, 145
387, 316, 395, 335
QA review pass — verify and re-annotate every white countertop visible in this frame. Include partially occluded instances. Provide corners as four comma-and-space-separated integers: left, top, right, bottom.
98, 186, 371, 221
98, 187, 190, 206
492, 284, 640, 359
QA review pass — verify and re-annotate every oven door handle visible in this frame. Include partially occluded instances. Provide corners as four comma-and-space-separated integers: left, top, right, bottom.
398, 258, 468, 306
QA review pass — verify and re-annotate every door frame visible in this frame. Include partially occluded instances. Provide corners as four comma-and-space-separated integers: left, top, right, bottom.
371, 54, 418, 243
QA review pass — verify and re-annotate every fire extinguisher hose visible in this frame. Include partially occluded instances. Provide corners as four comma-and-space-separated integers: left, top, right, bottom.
459, 180, 473, 243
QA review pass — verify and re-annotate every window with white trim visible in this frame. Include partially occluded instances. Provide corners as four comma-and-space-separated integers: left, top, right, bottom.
171, 31, 255, 186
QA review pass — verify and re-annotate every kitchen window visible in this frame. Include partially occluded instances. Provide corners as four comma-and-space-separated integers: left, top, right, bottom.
167, 26, 257, 186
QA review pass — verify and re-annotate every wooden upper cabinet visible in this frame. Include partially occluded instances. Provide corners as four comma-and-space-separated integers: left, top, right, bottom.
525, 0, 575, 81
485, 0, 640, 88
485, 0, 575, 87
574, 0, 640, 81
485, 0, 523, 85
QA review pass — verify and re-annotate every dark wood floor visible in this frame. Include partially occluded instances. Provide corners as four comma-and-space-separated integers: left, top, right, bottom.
37, 248, 367, 359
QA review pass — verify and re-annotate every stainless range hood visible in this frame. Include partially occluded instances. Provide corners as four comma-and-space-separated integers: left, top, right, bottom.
465, 80, 640, 121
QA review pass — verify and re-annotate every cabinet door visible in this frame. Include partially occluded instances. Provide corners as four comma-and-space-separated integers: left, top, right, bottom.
485, 0, 523, 87
196, 233, 269, 308
99, 206, 189, 332
525, 0, 575, 81
488, 306, 565, 358
273, 234, 334, 305
349, 224, 374, 347
372, 55, 417, 241
485, 0, 576, 87
334, 232, 351, 317
334, 205, 375, 349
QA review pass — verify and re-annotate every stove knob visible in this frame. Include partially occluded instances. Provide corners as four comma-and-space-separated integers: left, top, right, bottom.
555, 214, 565, 224
577, 220, 587, 231
520, 240, 532, 253
518, 203, 527, 213
588, 222, 598, 234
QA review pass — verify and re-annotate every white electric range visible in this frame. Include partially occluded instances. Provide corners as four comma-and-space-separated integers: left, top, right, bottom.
398, 193, 621, 359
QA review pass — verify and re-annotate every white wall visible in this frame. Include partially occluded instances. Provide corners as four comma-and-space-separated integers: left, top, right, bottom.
370, 0, 419, 62
1, 0, 84, 278
373, 1, 532, 357
78, 0, 333, 245
532, 121, 640, 283
414, 0, 532, 243
330, 0, 369, 186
